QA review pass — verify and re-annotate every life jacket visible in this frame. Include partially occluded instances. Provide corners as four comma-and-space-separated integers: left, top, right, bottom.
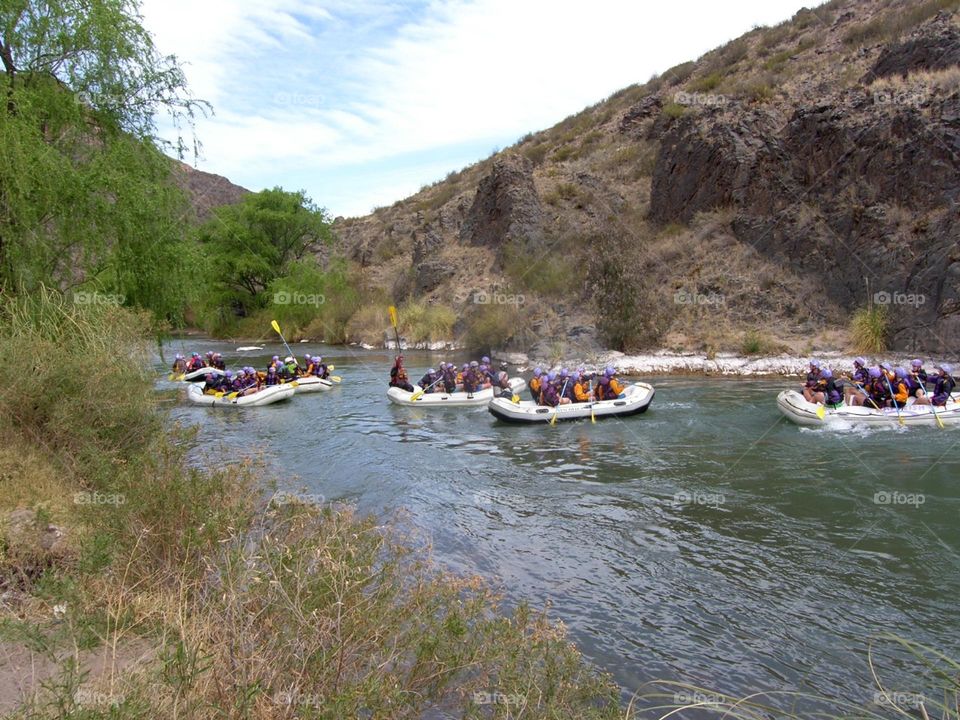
265, 373, 279, 386
823, 378, 843, 405
540, 382, 560, 407
892, 380, 909, 405
933, 375, 956, 405
852, 367, 869, 385
804, 370, 820, 388
442, 366, 457, 388
462, 368, 478, 392
419, 372, 437, 390
172, 359, 187, 373
596, 380, 618, 401
528, 377, 541, 394
212, 358, 226, 370
609, 378, 625, 396
315, 364, 329, 378
573, 381, 590, 402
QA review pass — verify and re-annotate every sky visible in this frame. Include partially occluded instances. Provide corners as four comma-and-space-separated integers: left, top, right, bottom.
139, 0, 819, 218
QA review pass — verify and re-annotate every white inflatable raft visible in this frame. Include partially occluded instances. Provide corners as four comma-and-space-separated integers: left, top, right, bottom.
387, 377, 526, 407
488, 382, 655, 423
776, 389, 960, 427
181, 367, 223, 382
186, 383, 295, 407
284, 376, 333, 393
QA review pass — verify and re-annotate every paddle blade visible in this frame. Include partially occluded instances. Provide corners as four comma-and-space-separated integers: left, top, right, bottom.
388, 305, 398, 328
511, 394, 520, 404
816, 405, 826, 420
215, 392, 224, 398
329, 376, 342, 383
227, 392, 238, 399
327, 364, 335, 371
291, 381, 299, 387
271, 319, 281, 335
591, 408, 596, 424
410, 389, 424, 401
550, 408, 558, 426
936, 414, 945, 429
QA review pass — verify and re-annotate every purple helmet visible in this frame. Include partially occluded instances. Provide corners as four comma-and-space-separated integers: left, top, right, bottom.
428, 368, 435, 374
881, 362, 893, 371
272, 355, 279, 362
605, 366, 615, 377
821, 368, 833, 379
809, 359, 820, 369
482, 356, 490, 364
462, 363, 469, 371
560, 368, 569, 377
868, 367, 882, 379
911, 359, 922, 368
267, 366, 276, 373
315, 356, 322, 363
236, 369, 246, 377
470, 360, 479, 367
936, 363, 953, 374
547, 371, 557, 382
224, 370, 234, 378
854, 357, 866, 367
894, 367, 907, 379
533, 367, 542, 377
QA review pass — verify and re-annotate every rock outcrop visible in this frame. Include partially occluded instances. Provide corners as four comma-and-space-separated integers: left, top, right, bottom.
459, 155, 544, 260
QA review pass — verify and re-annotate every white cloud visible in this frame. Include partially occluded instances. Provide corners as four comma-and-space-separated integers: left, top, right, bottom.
140, 0, 819, 216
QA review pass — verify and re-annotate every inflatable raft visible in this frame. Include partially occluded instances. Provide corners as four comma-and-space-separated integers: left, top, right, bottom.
284, 376, 333, 393
387, 377, 526, 407
776, 389, 960, 427
186, 383, 295, 407
181, 367, 223, 382
488, 382, 655, 423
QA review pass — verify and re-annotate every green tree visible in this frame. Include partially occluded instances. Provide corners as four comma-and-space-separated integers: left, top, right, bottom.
195, 188, 334, 320
0, 0, 208, 322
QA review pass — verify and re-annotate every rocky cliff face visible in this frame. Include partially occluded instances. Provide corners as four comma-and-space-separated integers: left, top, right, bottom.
173, 162, 249, 222
334, 0, 960, 356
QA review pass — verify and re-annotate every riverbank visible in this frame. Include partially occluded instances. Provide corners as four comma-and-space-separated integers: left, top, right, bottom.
0, 292, 624, 718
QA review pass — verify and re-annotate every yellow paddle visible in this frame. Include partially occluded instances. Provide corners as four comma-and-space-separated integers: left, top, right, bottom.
410, 375, 443, 401
388, 305, 401, 351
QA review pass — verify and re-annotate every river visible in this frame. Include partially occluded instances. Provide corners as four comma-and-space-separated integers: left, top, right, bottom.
157, 339, 960, 714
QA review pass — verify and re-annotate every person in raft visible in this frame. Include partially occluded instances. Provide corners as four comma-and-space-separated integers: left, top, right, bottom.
389, 356, 414, 392
440, 362, 457, 393
913, 364, 955, 407
842, 357, 870, 404
594, 367, 626, 401
810, 368, 845, 409
801, 360, 822, 403
539, 371, 561, 406
186, 352, 205, 372
172, 353, 188, 374
571, 370, 592, 403
851, 367, 889, 408
528, 367, 543, 402
417, 368, 440, 393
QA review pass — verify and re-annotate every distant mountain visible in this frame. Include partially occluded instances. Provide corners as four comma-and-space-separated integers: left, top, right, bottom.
333, 0, 960, 356
172, 161, 250, 222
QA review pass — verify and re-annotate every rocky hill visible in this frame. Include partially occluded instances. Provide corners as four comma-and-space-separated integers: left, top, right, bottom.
333, 0, 960, 357
172, 161, 250, 221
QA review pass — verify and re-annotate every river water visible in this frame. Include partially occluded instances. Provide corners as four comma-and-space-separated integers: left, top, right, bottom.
157, 340, 960, 713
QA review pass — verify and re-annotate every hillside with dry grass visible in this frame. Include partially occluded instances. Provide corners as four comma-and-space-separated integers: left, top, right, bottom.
332, 0, 960, 358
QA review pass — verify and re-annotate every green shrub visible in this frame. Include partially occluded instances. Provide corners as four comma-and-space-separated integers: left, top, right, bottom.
662, 102, 686, 118
688, 72, 724, 93
850, 305, 889, 353
398, 299, 456, 343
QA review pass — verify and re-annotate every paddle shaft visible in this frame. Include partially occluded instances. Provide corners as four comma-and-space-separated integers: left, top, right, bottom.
271, 321, 301, 370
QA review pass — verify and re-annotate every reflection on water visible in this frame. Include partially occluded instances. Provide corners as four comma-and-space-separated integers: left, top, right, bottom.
156, 340, 960, 710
